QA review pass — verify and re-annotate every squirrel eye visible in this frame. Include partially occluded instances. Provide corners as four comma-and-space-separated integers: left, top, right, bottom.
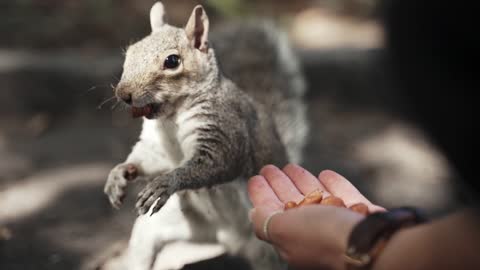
164, 54, 181, 69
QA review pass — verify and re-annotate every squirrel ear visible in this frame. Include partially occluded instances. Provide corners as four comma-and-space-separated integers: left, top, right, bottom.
185, 5, 209, 53
150, 2, 165, 32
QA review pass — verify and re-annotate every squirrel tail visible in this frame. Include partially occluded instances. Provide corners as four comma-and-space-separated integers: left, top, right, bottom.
212, 21, 309, 164
212, 21, 306, 98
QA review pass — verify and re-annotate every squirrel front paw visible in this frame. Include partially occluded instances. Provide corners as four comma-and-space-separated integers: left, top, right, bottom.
104, 163, 139, 209
135, 176, 175, 215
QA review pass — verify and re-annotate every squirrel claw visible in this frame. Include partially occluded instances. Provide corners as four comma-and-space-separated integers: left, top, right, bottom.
136, 178, 173, 216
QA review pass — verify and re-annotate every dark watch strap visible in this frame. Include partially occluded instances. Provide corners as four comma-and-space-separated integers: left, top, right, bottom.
345, 207, 428, 269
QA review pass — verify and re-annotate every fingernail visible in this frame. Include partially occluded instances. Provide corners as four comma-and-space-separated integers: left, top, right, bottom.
248, 208, 256, 222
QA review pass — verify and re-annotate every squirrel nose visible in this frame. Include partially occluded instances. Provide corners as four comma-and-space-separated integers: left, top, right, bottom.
117, 91, 132, 105
122, 93, 132, 105
115, 83, 133, 105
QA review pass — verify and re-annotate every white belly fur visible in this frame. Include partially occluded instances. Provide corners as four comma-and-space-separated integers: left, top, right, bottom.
125, 119, 253, 266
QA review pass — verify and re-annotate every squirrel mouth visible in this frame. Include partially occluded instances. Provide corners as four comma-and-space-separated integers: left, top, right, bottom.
131, 103, 160, 119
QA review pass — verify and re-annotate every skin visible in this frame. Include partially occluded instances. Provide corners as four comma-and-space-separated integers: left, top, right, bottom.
248, 164, 480, 270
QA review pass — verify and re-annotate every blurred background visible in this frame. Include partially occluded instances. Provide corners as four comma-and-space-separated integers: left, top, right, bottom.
0, 0, 461, 269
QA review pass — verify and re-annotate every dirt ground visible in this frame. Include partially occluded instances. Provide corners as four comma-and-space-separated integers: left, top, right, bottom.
0, 45, 461, 270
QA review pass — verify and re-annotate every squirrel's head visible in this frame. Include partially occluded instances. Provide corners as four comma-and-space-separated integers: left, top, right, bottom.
115, 2, 216, 119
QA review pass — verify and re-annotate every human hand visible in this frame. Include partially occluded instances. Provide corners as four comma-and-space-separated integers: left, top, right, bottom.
248, 164, 385, 269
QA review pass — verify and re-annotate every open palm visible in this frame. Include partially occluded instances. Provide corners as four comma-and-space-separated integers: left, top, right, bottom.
247, 164, 385, 269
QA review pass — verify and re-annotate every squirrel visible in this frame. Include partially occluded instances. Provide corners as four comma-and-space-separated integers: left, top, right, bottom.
103, 2, 308, 269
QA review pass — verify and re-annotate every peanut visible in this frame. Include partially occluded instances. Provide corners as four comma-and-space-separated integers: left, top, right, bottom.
349, 203, 369, 215
305, 189, 323, 199
282, 190, 369, 216
131, 105, 153, 118
298, 190, 323, 206
284, 201, 298, 210
131, 107, 144, 118
320, 196, 346, 208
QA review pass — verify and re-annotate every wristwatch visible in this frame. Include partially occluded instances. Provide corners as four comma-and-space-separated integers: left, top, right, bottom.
344, 207, 428, 270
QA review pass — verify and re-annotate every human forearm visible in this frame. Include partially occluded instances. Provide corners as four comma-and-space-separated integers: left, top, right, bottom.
247, 165, 480, 270
373, 209, 480, 270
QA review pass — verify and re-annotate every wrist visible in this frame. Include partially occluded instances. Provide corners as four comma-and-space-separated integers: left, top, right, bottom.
344, 207, 428, 270
337, 211, 366, 254
309, 207, 365, 270
331, 210, 366, 270
372, 209, 480, 270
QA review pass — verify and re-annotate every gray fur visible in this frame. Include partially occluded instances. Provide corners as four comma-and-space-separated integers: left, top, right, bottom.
211, 21, 308, 163
135, 77, 289, 214
103, 2, 308, 269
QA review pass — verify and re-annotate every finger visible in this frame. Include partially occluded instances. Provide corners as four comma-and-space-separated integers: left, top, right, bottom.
260, 165, 304, 203
248, 175, 283, 210
249, 206, 283, 242
282, 164, 330, 197
318, 170, 383, 212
